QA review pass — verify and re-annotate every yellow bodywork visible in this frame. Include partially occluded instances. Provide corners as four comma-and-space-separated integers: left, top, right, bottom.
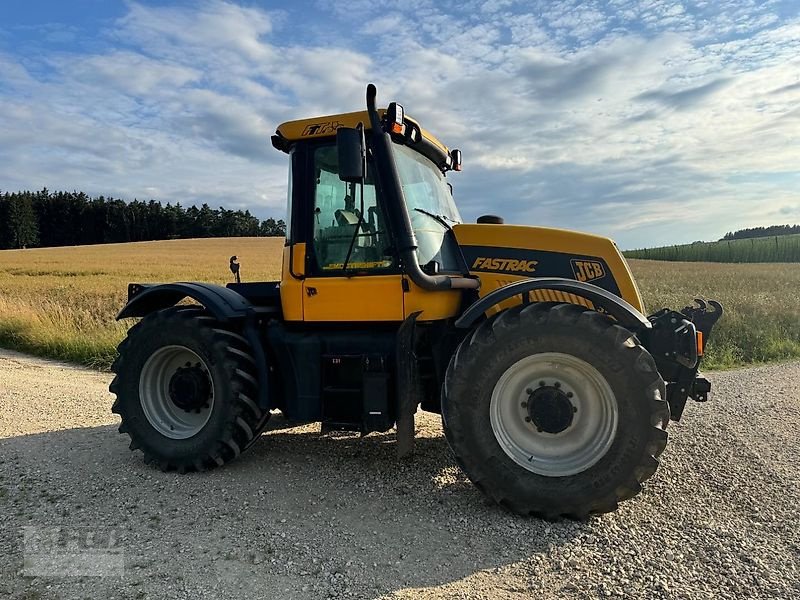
279, 243, 305, 321
276, 110, 450, 157
280, 243, 461, 322
276, 108, 642, 324
280, 224, 642, 322
453, 224, 644, 314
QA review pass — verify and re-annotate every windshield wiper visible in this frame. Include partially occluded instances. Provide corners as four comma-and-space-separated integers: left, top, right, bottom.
413, 208, 455, 231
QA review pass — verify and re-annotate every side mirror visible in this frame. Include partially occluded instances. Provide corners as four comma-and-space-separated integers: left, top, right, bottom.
451, 149, 462, 172
337, 126, 365, 183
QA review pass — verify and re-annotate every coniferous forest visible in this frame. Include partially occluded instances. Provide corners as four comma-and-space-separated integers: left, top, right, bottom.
721, 225, 800, 241
0, 189, 286, 249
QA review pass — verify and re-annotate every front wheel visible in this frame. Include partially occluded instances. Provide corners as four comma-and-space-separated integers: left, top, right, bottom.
442, 303, 669, 519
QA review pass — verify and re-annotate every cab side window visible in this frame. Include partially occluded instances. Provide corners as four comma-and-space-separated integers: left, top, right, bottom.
311, 145, 394, 272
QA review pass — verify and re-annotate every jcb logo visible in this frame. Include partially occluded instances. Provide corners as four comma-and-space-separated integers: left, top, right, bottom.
301, 121, 342, 136
472, 257, 538, 273
571, 259, 605, 282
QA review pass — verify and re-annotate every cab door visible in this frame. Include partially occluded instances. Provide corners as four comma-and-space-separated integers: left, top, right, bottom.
302, 275, 404, 322
301, 143, 405, 322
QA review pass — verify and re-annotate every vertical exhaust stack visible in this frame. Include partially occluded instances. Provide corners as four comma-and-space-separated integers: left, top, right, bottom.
365, 84, 479, 291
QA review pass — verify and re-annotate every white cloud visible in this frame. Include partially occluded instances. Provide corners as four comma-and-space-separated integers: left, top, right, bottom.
0, 0, 798, 246
117, 1, 274, 61
361, 15, 405, 36
63, 51, 201, 96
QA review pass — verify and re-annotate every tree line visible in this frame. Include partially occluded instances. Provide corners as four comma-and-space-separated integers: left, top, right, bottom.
721, 225, 800, 241
0, 189, 285, 250
625, 233, 800, 263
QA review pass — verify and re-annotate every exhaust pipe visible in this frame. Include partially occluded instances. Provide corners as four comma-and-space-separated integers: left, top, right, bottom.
365, 84, 478, 291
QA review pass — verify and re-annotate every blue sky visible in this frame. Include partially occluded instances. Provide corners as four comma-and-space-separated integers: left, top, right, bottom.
1, 1, 798, 248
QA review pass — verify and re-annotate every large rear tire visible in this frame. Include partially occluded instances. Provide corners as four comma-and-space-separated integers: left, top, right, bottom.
110, 307, 268, 472
442, 303, 669, 519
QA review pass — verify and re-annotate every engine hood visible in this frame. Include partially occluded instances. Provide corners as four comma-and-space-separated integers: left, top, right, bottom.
452, 223, 643, 312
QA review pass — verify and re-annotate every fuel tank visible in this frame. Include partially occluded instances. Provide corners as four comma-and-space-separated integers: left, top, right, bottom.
452, 224, 644, 313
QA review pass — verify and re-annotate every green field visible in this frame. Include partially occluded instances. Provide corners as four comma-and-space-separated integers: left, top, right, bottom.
624, 233, 800, 263
0, 238, 798, 370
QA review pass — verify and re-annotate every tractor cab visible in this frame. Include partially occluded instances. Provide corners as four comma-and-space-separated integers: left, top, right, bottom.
270, 102, 475, 323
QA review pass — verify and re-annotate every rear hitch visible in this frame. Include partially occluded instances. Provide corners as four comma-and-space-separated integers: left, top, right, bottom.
690, 375, 711, 402
681, 299, 723, 355
647, 299, 723, 421
666, 374, 711, 420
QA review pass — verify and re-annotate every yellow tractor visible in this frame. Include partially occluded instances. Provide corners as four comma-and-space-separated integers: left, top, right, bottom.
111, 85, 721, 518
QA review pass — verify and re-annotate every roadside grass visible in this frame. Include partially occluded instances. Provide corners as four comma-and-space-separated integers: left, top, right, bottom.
0, 238, 797, 370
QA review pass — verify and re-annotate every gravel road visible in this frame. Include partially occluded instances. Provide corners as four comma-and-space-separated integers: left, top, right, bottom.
1, 348, 799, 599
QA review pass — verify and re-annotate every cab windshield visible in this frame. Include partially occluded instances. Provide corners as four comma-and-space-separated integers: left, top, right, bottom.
394, 143, 461, 224
393, 143, 463, 269
306, 140, 463, 274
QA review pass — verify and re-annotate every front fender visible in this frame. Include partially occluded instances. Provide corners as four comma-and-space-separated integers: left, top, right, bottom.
454, 277, 651, 331
116, 282, 252, 322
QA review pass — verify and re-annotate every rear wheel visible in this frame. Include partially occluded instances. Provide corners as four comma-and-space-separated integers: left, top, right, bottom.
110, 307, 268, 471
442, 303, 669, 519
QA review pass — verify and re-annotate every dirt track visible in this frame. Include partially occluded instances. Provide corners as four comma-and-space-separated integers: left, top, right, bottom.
1, 349, 799, 599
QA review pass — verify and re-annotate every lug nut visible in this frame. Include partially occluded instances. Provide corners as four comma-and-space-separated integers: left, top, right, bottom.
525, 388, 533, 395
539, 381, 546, 387
573, 406, 578, 413
524, 416, 531, 422
521, 401, 528, 408
566, 392, 573, 398
554, 381, 561, 388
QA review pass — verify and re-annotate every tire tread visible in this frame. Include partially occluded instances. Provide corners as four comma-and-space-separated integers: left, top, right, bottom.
442, 303, 669, 518
110, 307, 270, 472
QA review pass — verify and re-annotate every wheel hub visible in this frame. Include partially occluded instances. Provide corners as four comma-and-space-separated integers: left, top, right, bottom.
168, 364, 211, 412
528, 384, 575, 434
489, 352, 619, 477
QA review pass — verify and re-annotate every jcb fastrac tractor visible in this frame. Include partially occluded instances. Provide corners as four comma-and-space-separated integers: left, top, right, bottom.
111, 84, 722, 519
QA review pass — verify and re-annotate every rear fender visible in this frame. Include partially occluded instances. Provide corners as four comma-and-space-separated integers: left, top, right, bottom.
116, 282, 252, 322
116, 282, 276, 410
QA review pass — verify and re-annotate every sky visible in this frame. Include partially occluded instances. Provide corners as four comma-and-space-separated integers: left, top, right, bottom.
0, 1, 799, 249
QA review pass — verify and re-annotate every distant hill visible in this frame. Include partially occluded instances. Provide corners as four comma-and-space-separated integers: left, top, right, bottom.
624, 233, 800, 263
721, 225, 800, 241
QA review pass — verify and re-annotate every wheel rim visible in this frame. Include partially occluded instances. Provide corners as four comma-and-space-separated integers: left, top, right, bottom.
490, 352, 618, 477
139, 345, 214, 440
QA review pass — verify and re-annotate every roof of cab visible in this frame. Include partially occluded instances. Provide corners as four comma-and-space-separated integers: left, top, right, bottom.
274, 109, 450, 157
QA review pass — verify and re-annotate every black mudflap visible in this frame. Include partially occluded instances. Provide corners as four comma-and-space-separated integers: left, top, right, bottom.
396, 312, 421, 458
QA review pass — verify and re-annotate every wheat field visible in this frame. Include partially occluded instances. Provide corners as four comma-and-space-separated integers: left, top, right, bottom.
0, 237, 797, 369
0, 238, 284, 368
